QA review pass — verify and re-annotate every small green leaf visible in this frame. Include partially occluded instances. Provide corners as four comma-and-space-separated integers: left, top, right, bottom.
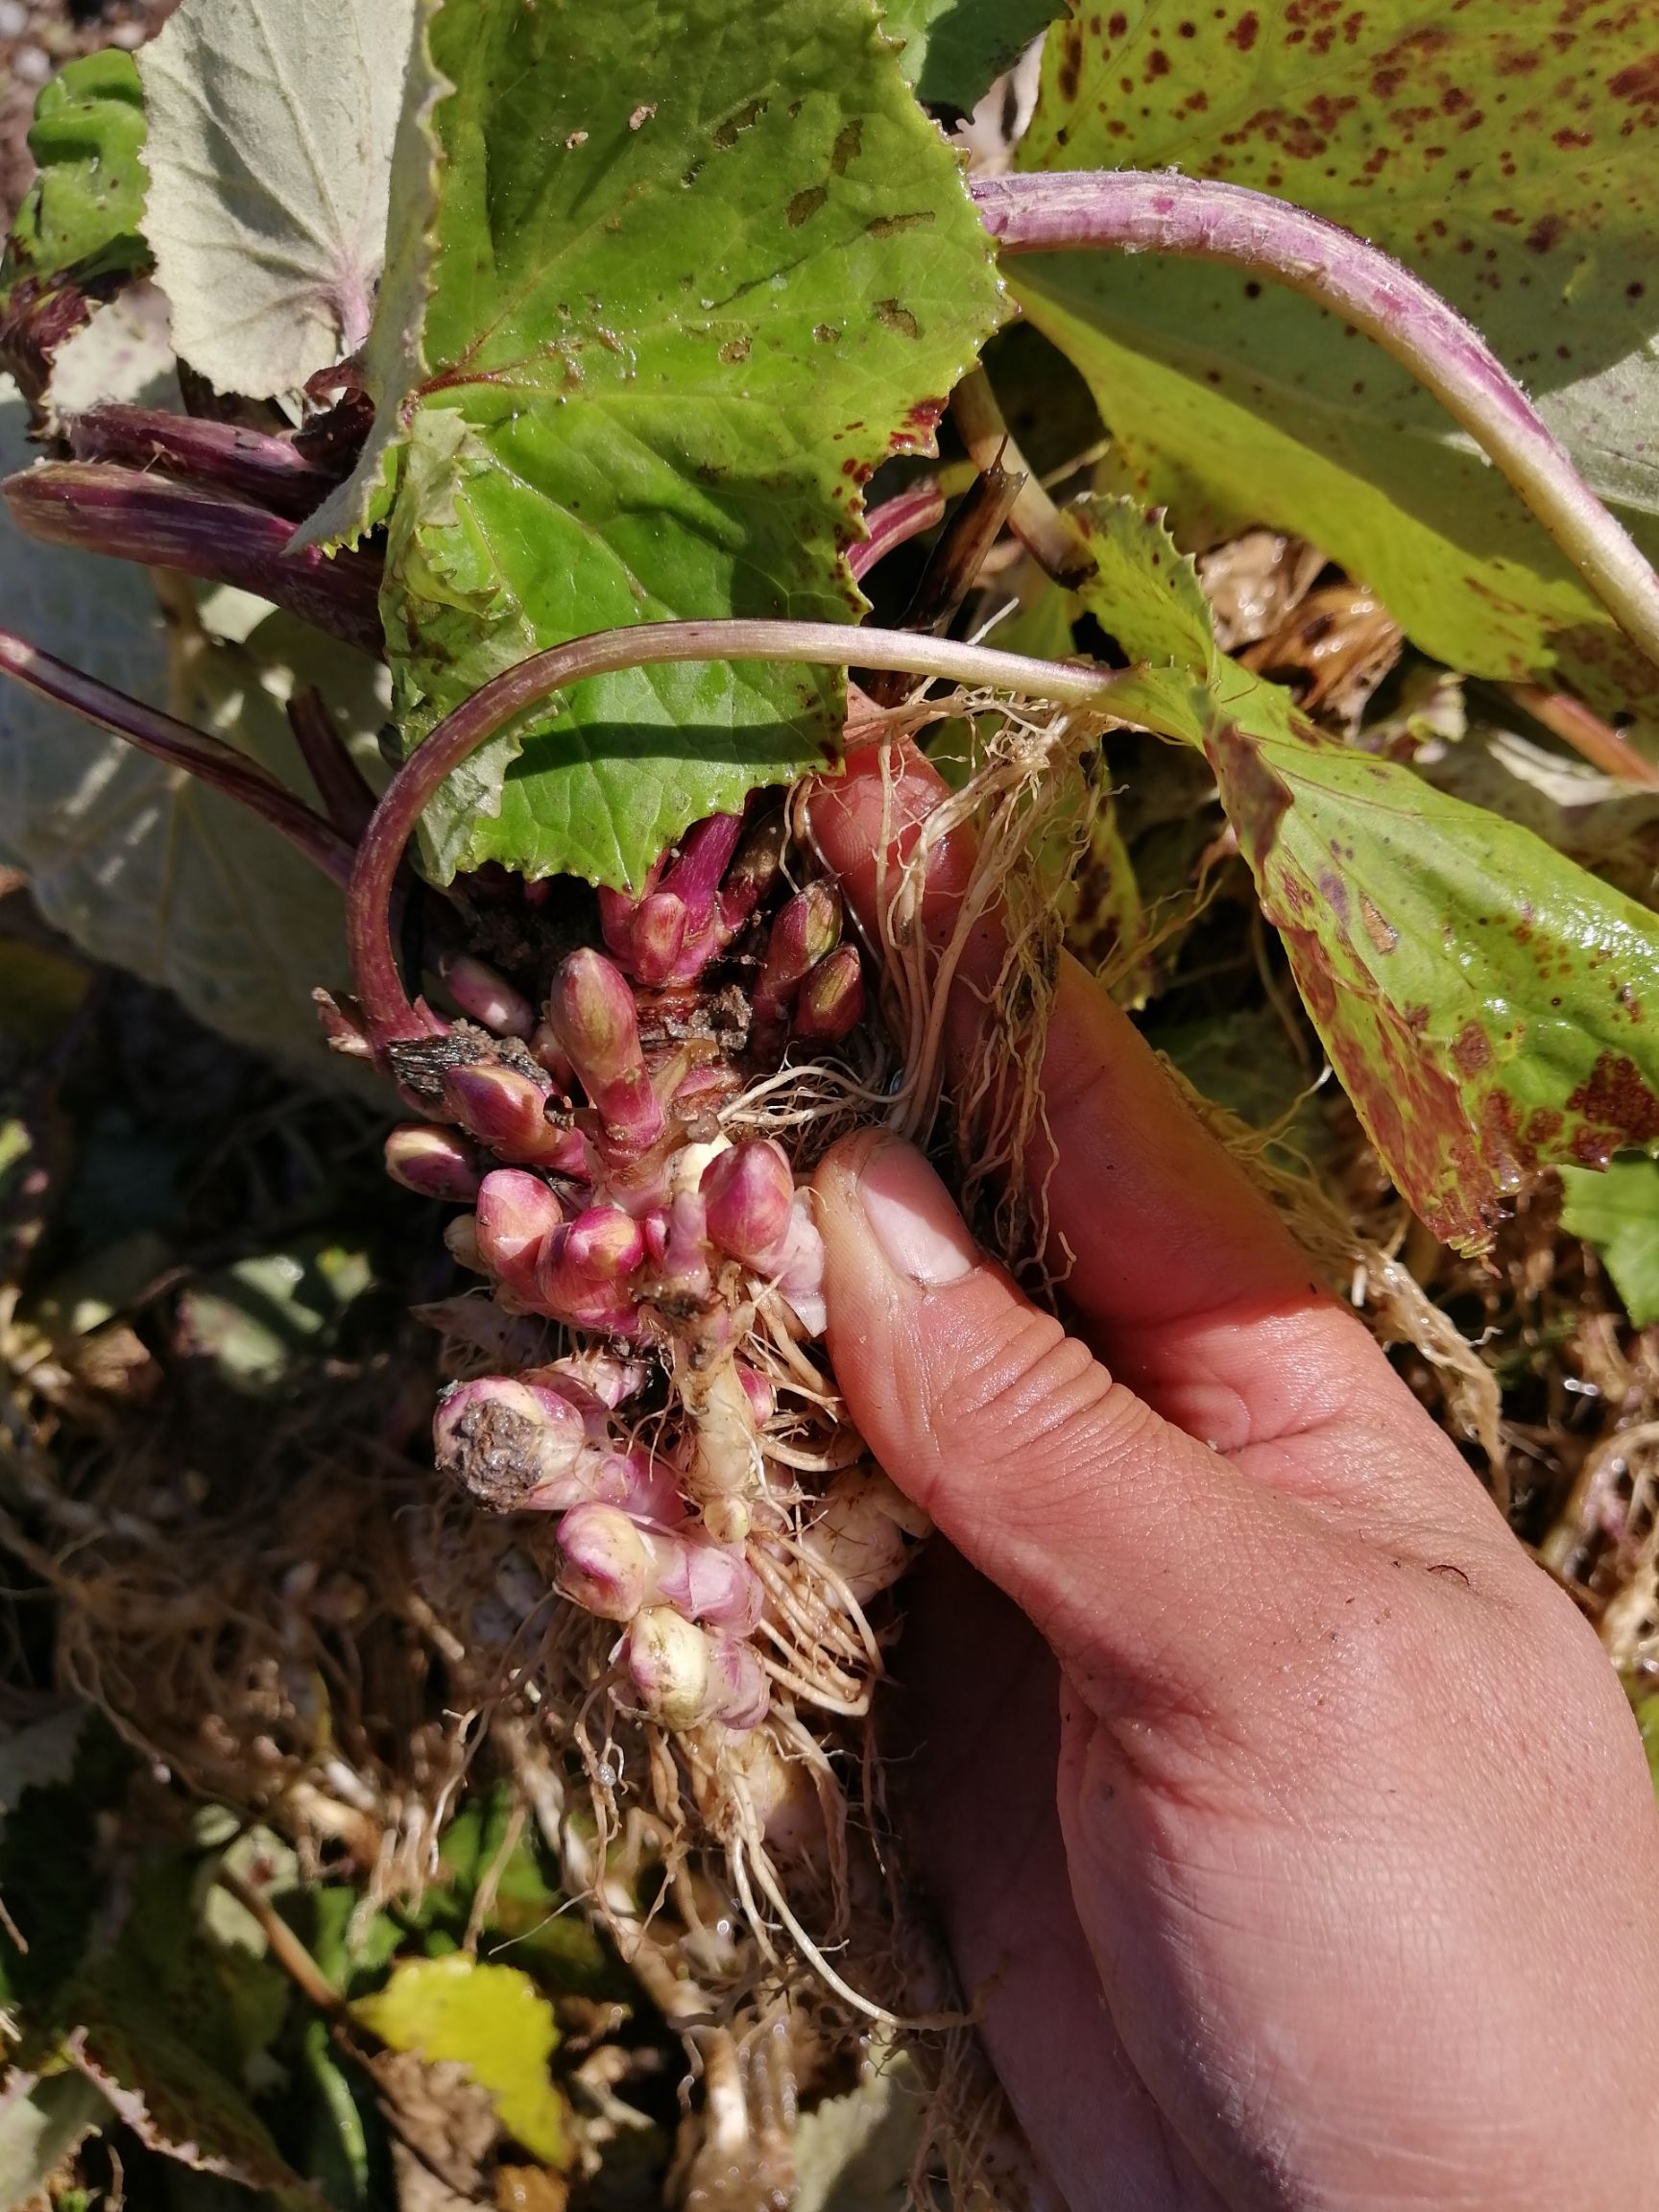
1561, 1155, 1659, 1325
0, 2072, 112, 2209
1016, 1, 1659, 736
136, 0, 420, 397
178, 1239, 373, 1393
352, 1956, 567, 2167
0, 51, 149, 301
1080, 500, 1659, 1249
879, 0, 1064, 111
346, 0, 1002, 888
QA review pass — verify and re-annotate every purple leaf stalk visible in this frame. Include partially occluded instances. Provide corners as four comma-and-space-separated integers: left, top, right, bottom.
972, 171, 1659, 673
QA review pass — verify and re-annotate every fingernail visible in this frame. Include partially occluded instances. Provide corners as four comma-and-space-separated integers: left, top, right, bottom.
856, 1141, 976, 1288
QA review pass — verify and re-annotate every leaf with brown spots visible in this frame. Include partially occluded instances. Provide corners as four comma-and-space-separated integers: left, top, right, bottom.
1016, 0, 1659, 741
329, 0, 1003, 887
1087, 501, 1659, 1248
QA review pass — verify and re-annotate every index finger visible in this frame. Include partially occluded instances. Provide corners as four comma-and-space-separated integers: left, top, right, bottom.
807, 735, 1401, 1454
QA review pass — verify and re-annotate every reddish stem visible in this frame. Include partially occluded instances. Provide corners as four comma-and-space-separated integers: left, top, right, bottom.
3, 463, 384, 655
286, 685, 380, 839
68, 406, 345, 521
971, 171, 1659, 671
0, 627, 357, 887
346, 619, 1121, 1052
850, 481, 947, 582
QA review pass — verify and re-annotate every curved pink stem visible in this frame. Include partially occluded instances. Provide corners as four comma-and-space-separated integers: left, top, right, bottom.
346, 618, 1121, 1050
850, 481, 947, 582
972, 171, 1659, 671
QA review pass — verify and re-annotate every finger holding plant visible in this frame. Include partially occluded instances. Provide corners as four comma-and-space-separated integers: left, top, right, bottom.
8, 0, 1659, 2194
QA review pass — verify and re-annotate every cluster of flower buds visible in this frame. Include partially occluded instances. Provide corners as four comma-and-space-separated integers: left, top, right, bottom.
357, 809, 897, 1743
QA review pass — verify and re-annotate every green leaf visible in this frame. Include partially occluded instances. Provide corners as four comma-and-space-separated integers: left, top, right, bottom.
352, 0, 1002, 888
1082, 500, 1659, 1249
879, 0, 1065, 111
178, 1239, 373, 1393
0, 381, 386, 1086
1561, 1155, 1659, 1325
352, 1956, 568, 2167
793, 2047, 923, 2212
0, 2072, 112, 2207
136, 0, 419, 398
1015, 2, 1659, 736
0, 1711, 132, 2011
0, 51, 149, 301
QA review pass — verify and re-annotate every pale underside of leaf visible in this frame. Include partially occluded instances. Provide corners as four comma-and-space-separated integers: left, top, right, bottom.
1016, 0, 1659, 737
0, 378, 381, 1086
137, 0, 418, 398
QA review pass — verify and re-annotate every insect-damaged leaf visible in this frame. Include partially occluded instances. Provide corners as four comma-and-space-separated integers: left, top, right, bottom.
0, 53, 150, 401
136, 0, 419, 398
340, 0, 1002, 889
1015, 0, 1659, 740
879, 0, 1065, 113
1083, 501, 1659, 1250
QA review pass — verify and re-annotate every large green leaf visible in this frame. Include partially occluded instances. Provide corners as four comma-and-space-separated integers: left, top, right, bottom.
879, 0, 1065, 111
0, 51, 148, 301
1081, 500, 1659, 1249
347, 0, 1002, 888
1014, 1, 1659, 736
136, 0, 419, 399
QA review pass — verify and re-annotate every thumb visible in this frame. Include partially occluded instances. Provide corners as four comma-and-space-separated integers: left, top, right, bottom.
813, 1131, 1306, 1694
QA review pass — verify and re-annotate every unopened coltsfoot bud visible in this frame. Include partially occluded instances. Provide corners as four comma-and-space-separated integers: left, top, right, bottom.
438, 950, 534, 1039
537, 1204, 646, 1330
442, 1062, 566, 1163
792, 943, 866, 1044
384, 1123, 481, 1202
736, 1363, 776, 1426
445, 1213, 486, 1273
701, 1140, 795, 1273
474, 1168, 565, 1303
435, 1376, 589, 1511
557, 1501, 653, 1619
547, 950, 665, 1153
754, 881, 841, 1045
623, 1605, 711, 1729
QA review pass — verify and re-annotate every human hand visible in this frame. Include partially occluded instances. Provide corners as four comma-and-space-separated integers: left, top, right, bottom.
807, 742, 1659, 2212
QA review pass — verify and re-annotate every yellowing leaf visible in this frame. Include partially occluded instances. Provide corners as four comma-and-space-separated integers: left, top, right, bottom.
352, 1955, 567, 2167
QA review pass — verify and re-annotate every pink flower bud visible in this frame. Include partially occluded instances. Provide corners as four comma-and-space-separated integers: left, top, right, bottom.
546, 950, 665, 1153
622, 1606, 711, 1729
557, 1502, 652, 1619
445, 1214, 486, 1272
752, 883, 843, 1050
649, 1190, 712, 1307
442, 1063, 565, 1165
630, 891, 690, 987
527, 1018, 574, 1090
536, 1205, 645, 1331
736, 1364, 776, 1425
474, 1169, 565, 1302
701, 1141, 796, 1273
537, 1348, 652, 1413
773, 1193, 828, 1337
792, 944, 866, 1044
384, 1123, 481, 1202
438, 951, 534, 1039
649, 1530, 764, 1632
589, 1447, 686, 1527
717, 811, 785, 935
434, 1376, 589, 1512
706, 1637, 770, 1730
